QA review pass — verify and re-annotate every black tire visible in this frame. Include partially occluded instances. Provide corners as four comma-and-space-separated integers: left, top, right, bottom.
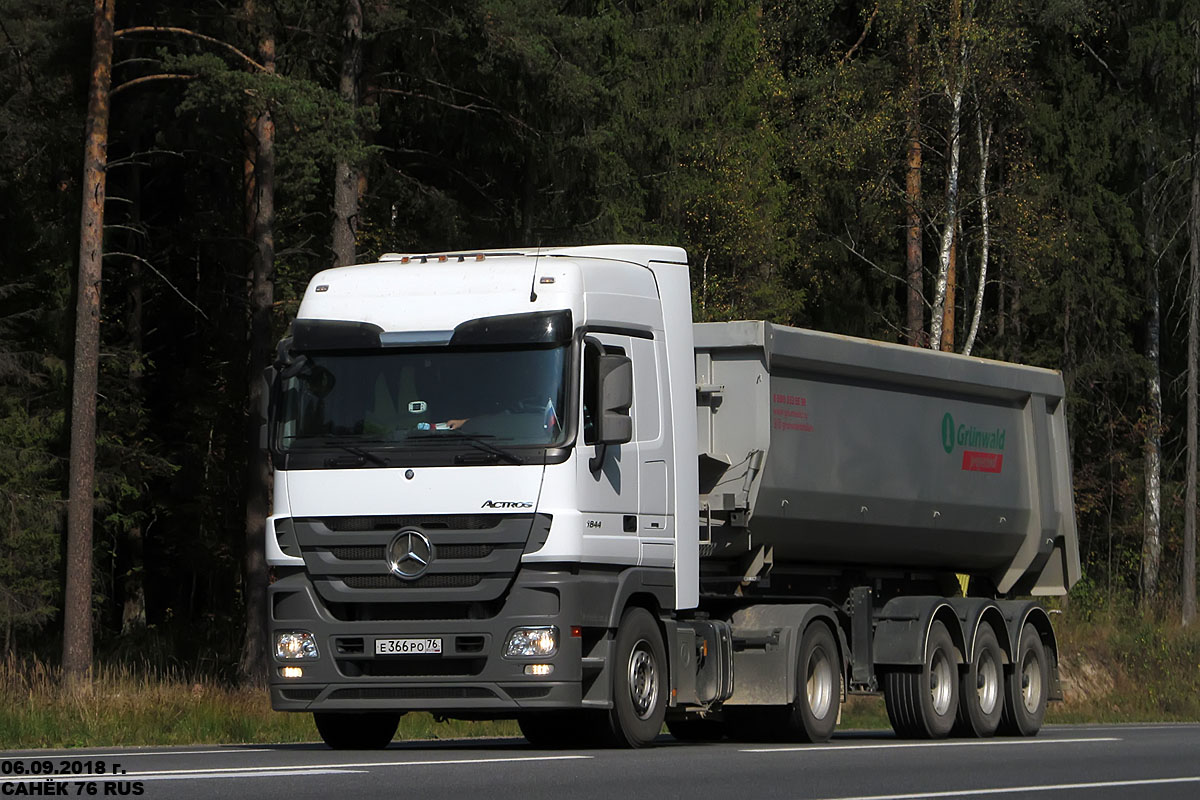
883, 620, 959, 739
953, 625, 1004, 738
666, 716, 726, 742
999, 623, 1048, 736
777, 623, 840, 743
313, 711, 400, 749
607, 607, 668, 748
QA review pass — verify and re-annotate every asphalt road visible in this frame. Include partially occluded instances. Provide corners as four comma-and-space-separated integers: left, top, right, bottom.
3, 723, 1199, 800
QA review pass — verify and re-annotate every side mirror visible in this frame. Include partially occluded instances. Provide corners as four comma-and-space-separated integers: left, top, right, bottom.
595, 354, 633, 446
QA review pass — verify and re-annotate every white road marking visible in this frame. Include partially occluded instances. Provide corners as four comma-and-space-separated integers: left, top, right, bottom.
0, 748, 273, 760
742, 736, 1120, 753
3, 754, 592, 783
811, 775, 1200, 800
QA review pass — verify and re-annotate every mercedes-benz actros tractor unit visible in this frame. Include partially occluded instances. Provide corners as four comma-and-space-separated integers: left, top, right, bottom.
264, 244, 1079, 749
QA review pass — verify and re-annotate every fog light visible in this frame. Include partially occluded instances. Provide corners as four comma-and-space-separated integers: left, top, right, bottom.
524, 664, 554, 676
505, 626, 557, 657
275, 631, 319, 660
281, 666, 304, 679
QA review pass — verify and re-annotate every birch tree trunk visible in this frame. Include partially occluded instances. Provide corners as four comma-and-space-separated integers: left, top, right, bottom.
905, 10, 923, 346
63, 0, 115, 688
239, 0, 276, 684
331, 0, 362, 267
928, 0, 965, 351
962, 116, 990, 357
1142, 147, 1164, 607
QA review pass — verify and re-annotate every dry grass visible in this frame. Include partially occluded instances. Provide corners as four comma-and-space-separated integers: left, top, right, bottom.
0, 654, 517, 750
3, 613, 1196, 749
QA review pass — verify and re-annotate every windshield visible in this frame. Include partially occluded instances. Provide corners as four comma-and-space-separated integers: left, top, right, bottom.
275, 345, 569, 458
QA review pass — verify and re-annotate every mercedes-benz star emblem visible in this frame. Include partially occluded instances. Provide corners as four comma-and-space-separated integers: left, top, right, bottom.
386, 530, 435, 580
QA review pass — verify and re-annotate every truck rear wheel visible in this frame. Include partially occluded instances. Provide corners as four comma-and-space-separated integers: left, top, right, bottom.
954, 625, 1004, 737
999, 623, 1047, 736
778, 623, 840, 743
883, 620, 958, 739
313, 711, 400, 749
607, 607, 667, 748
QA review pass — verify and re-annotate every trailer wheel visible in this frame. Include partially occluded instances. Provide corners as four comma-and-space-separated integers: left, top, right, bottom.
999, 623, 1047, 736
883, 620, 959, 739
777, 623, 840, 743
313, 711, 400, 749
953, 625, 1004, 737
607, 607, 667, 747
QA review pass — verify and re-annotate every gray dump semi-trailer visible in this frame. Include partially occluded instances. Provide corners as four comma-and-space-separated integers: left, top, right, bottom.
264, 245, 1079, 749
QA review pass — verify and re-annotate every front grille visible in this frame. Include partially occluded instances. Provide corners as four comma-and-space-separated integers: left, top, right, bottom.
506, 686, 553, 700
327, 544, 493, 561
295, 513, 541, 606
329, 687, 496, 700
280, 688, 321, 701
327, 600, 504, 622
329, 545, 385, 561
343, 574, 482, 589
323, 515, 503, 532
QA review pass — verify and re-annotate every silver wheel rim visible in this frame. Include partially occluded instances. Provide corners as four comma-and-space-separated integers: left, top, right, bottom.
628, 640, 659, 720
977, 652, 999, 715
806, 646, 834, 719
1021, 649, 1042, 714
930, 647, 953, 716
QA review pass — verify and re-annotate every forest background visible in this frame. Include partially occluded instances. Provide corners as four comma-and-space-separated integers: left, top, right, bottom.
0, 0, 1198, 704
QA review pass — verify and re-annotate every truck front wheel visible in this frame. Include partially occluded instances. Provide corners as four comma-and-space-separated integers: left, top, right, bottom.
778, 623, 840, 742
999, 623, 1047, 736
313, 711, 400, 749
608, 607, 668, 747
883, 620, 959, 739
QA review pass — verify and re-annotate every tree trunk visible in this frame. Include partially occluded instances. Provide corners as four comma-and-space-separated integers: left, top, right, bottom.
904, 10, 923, 346
63, 0, 116, 688
940, 223, 958, 351
121, 144, 147, 634
1184, 27, 1198, 626
239, 1, 276, 685
928, 0, 964, 351
1142, 147, 1163, 608
963, 116, 990, 357
331, 0, 363, 267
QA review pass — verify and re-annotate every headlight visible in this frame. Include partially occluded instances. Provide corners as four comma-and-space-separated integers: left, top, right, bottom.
505, 626, 557, 658
275, 631, 319, 660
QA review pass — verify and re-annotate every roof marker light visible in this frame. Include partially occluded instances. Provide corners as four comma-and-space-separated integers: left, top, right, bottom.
401, 256, 410, 264
476, 254, 485, 261
539, 277, 556, 285
438, 255, 448, 262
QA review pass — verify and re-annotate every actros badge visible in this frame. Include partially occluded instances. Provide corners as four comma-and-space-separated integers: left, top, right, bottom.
386, 530, 435, 579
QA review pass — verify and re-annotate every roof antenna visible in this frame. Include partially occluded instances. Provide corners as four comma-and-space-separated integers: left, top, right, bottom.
529, 243, 541, 303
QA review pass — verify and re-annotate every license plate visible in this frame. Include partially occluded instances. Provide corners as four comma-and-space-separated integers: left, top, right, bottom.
375, 637, 442, 655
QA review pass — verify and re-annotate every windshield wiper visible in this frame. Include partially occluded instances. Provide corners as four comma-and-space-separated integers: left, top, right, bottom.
407, 431, 524, 465
322, 440, 390, 467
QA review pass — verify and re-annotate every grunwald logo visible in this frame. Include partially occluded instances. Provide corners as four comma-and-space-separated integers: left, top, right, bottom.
481, 500, 534, 509
941, 412, 1006, 454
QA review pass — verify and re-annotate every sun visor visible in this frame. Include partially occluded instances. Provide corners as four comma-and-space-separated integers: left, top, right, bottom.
449, 310, 573, 346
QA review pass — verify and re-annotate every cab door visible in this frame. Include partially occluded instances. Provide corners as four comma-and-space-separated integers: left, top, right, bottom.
577, 333, 639, 564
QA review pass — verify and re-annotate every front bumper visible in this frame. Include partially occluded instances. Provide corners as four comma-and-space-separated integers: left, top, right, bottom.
268, 568, 586, 713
